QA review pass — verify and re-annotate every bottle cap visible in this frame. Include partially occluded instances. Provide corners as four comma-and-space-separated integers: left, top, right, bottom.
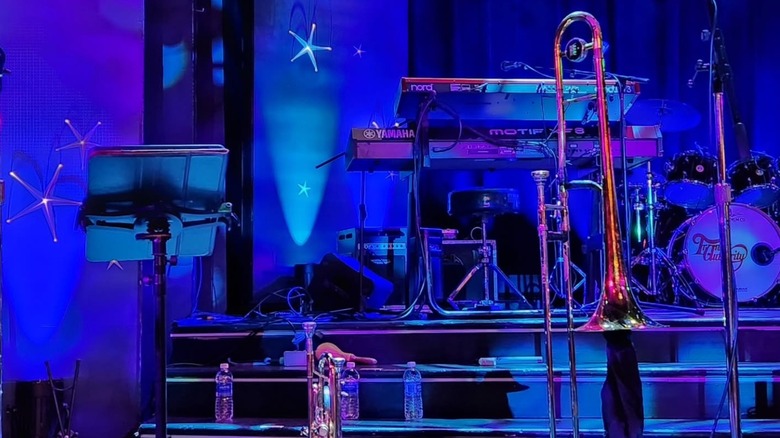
220, 363, 229, 369
407, 361, 416, 368
346, 362, 356, 369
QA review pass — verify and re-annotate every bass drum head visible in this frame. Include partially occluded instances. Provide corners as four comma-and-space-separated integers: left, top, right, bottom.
679, 203, 780, 302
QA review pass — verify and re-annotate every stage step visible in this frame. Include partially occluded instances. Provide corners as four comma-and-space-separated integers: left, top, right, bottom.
171, 311, 780, 367
136, 417, 780, 437
162, 309, 780, 435
166, 362, 780, 420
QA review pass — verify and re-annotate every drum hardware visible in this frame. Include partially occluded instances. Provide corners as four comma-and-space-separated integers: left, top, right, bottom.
626, 98, 702, 133
533, 13, 664, 438
630, 162, 703, 313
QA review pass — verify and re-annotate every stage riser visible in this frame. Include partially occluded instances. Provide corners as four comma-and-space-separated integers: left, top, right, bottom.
170, 330, 780, 367
166, 377, 780, 420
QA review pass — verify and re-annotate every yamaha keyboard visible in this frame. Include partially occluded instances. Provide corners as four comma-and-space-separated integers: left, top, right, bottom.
345, 125, 662, 172
395, 77, 640, 122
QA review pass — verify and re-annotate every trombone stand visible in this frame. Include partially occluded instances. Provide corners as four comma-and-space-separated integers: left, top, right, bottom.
550, 214, 586, 307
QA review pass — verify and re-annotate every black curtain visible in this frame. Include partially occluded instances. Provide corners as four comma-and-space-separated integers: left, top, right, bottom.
408, 0, 779, 277
409, 0, 774, 149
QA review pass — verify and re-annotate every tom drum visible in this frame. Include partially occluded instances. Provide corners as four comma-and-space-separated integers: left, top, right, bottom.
728, 152, 780, 208
663, 150, 717, 210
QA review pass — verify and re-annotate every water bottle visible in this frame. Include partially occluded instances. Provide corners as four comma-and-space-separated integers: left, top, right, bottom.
341, 361, 360, 420
215, 362, 234, 422
403, 361, 423, 421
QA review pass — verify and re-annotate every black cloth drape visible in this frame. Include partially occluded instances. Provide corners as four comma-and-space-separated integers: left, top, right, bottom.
602, 330, 644, 438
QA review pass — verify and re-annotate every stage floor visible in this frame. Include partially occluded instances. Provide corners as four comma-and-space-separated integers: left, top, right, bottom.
137, 417, 780, 437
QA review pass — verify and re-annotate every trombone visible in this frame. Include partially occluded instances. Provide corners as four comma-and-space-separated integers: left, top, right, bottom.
532, 11, 663, 438
302, 321, 346, 438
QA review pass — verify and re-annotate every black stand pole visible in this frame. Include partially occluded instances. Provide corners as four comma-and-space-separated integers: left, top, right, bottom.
137, 218, 173, 438
0, 46, 7, 438
357, 171, 367, 314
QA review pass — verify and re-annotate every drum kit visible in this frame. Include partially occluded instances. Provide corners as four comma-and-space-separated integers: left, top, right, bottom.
626, 100, 780, 308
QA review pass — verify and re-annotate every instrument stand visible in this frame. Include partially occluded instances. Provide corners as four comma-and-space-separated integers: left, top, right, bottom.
550, 236, 586, 308
446, 214, 531, 310
631, 163, 704, 314
45, 360, 81, 438
80, 145, 230, 438
685, 3, 743, 434
356, 170, 368, 314
136, 217, 174, 438
709, 7, 742, 435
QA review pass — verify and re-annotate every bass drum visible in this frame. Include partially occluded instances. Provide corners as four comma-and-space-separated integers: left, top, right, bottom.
666, 203, 780, 303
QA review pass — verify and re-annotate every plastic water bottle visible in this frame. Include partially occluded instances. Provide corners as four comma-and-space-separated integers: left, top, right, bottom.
215, 363, 234, 422
341, 362, 360, 420
403, 361, 423, 421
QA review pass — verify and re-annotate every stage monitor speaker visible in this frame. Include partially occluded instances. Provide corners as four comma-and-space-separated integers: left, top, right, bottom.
309, 252, 394, 312
337, 227, 407, 307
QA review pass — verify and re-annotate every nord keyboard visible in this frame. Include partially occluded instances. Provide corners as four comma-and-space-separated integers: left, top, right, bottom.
394, 77, 640, 123
345, 126, 662, 172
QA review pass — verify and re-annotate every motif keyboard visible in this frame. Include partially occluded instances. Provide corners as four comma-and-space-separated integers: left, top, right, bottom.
345, 126, 662, 172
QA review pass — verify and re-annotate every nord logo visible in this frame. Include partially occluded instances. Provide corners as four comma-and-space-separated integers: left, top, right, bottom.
410, 84, 434, 92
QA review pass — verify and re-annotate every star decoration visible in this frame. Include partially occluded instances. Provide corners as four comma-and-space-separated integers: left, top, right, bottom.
107, 260, 124, 271
6, 164, 82, 242
353, 45, 365, 58
297, 182, 311, 197
56, 119, 102, 169
289, 23, 332, 72
386, 171, 398, 181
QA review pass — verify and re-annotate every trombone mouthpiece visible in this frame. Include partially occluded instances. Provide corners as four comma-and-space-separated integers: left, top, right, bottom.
532, 170, 550, 181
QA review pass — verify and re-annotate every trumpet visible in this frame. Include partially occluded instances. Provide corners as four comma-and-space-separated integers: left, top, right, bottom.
533, 11, 663, 438
302, 322, 346, 438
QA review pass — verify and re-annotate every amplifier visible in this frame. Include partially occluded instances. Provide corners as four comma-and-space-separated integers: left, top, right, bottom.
337, 227, 408, 307
441, 239, 498, 305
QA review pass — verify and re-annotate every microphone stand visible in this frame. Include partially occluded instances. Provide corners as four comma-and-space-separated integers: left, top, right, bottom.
708, 3, 742, 435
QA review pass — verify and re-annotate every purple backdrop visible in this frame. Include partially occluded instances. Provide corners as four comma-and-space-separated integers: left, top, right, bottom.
0, 0, 144, 436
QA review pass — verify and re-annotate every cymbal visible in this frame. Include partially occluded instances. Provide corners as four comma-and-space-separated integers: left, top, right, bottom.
627, 99, 702, 132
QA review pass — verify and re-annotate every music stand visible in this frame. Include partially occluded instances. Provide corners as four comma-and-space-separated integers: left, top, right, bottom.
80, 144, 230, 438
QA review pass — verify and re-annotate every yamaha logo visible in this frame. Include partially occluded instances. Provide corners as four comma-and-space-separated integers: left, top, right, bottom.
362, 129, 377, 139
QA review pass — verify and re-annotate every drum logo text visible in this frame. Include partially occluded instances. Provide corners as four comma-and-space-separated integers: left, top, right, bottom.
691, 233, 747, 270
